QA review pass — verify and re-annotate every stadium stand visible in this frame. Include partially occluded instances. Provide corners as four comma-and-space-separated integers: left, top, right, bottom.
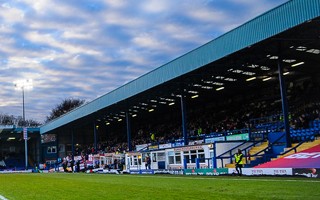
255, 142, 320, 169
3, 154, 25, 170
277, 138, 320, 159
2, 0, 320, 174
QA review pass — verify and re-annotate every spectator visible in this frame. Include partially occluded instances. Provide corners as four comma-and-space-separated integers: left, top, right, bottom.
145, 155, 151, 169
234, 149, 243, 176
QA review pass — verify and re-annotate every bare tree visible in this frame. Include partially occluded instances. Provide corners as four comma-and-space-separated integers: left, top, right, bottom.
45, 98, 85, 123
0, 113, 41, 127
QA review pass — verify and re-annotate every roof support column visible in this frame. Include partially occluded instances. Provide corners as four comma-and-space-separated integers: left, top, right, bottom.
278, 46, 291, 148
105, 122, 108, 143
180, 94, 188, 146
56, 132, 59, 161
93, 122, 98, 153
71, 129, 75, 160
126, 112, 132, 152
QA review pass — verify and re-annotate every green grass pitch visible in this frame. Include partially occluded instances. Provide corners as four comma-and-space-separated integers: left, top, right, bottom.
0, 173, 319, 200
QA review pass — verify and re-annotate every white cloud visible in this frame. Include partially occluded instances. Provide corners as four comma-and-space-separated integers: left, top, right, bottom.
102, 11, 146, 28
141, 0, 170, 13
104, 0, 127, 8
62, 31, 91, 40
132, 33, 164, 49
24, 31, 102, 57
0, 5, 25, 23
23, 0, 51, 13
0, 0, 287, 122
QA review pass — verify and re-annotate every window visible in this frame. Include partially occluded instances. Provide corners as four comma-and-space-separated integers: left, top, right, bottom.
142, 153, 147, 162
168, 151, 175, 164
191, 154, 197, 163
198, 150, 205, 162
169, 156, 174, 164
198, 153, 205, 160
152, 153, 157, 162
175, 152, 181, 164
168, 151, 181, 164
190, 150, 197, 163
157, 152, 166, 161
132, 156, 141, 165
47, 146, 57, 154
183, 149, 205, 163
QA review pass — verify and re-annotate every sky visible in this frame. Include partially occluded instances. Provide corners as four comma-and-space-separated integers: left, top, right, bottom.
0, 0, 288, 123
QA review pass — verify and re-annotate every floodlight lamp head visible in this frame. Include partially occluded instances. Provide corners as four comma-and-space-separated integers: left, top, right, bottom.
14, 79, 33, 90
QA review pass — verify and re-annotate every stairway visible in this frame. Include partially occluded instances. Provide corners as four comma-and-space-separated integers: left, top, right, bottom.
225, 163, 237, 168
243, 141, 272, 167
276, 138, 320, 159
248, 141, 269, 161
225, 141, 268, 168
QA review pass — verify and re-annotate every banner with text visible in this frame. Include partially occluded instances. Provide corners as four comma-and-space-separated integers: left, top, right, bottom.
228, 168, 292, 176
293, 168, 320, 178
184, 168, 228, 176
226, 133, 249, 141
255, 144, 320, 168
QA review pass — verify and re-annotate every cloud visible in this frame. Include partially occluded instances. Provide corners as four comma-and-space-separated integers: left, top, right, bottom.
0, 0, 287, 122
140, 0, 170, 13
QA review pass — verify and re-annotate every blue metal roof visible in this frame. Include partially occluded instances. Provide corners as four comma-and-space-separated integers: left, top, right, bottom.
0, 125, 40, 133
40, 0, 320, 134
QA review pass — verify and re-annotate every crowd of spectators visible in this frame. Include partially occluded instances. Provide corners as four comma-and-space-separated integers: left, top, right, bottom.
77, 77, 320, 154
26, 76, 316, 158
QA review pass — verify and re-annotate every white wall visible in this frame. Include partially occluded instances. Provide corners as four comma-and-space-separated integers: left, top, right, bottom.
215, 142, 254, 168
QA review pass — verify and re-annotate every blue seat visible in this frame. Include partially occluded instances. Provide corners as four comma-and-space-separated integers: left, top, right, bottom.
310, 135, 315, 141
297, 133, 302, 141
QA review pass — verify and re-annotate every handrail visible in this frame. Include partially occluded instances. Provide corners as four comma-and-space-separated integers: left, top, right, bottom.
238, 140, 266, 163
241, 140, 264, 152
250, 133, 285, 157
138, 145, 149, 152
216, 141, 247, 158
188, 128, 249, 141
216, 133, 285, 167
215, 140, 262, 167
216, 139, 263, 159
278, 141, 304, 156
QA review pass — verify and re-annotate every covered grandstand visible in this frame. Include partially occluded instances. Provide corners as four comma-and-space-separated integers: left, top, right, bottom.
0, 126, 40, 170
2, 0, 319, 173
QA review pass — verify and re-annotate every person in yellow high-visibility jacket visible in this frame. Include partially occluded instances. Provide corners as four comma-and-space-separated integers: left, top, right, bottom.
234, 149, 243, 176
150, 133, 155, 142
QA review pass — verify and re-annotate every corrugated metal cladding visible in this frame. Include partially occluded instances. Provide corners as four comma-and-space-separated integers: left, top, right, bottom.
41, 0, 320, 134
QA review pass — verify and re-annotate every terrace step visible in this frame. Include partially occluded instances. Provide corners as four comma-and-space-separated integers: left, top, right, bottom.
224, 142, 268, 168
247, 141, 269, 161
276, 138, 320, 159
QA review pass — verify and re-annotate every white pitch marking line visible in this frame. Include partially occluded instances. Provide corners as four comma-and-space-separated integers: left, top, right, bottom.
0, 194, 8, 200
102, 174, 320, 183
